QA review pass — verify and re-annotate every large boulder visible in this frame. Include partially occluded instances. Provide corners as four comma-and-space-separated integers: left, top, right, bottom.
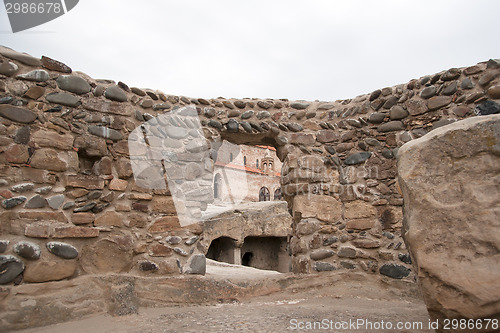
398, 114, 500, 332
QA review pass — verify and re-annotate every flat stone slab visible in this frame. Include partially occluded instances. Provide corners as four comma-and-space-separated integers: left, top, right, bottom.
0, 105, 37, 123
46, 92, 81, 107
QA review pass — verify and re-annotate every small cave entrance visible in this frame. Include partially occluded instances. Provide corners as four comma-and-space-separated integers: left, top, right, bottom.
206, 236, 238, 264
206, 236, 291, 273
241, 236, 289, 273
241, 251, 253, 266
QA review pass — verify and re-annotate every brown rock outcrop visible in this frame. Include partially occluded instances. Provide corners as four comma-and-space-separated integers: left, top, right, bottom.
398, 115, 500, 332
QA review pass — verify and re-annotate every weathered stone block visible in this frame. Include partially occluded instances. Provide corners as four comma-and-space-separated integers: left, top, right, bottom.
314, 262, 336, 272
41, 55, 72, 73
116, 157, 133, 179
148, 216, 181, 233
0, 61, 18, 76
346, 219, 375, 230
20, 168, 57, 184
139, 260, 158, 272
149, 244, 173, 257
25, 223, 51, 238
113, 141, 129, 155
108, 279, 138, 316
352, 239, 381, 249
0, 255, 24, 284
19, 211, 67, 223
93, 156, 112, 175
31, 130, 74, 150
297, 155, 325, 171
183, 254, 206, 275
0, 46, 41, 66
379, 264, 410, 279
24, 86, 45, 100
296, 219, 320, 236
129, 193, 153, 201
24, 194, 47, 209
282, 183, 310, 196
344, 201, 377, 219
66, 175, 105, 190
127, 213, 147, 228
13, 241, 41, 260
82, 99, 132, 116
47, 194, 64, 210
52, 226, 99, 238
88, 125, 123, 141
288, 133, 315, 145
109, 179, 128, 191
316, 130, 339, 143
0, 105, 37, 123
293, 195, 342, 223
427, 95, 452, 111
0, 240, 8, 253
132, 202, 149, 212
56, 75, 91, 95
337, 246, 357, 258
1, 196, 27, 209
46, 242, 78, 259
24, 259, 77, 283
94, 211, 123, 227
10, 183, 34, 194
398, 114, 500, 327
310, 249, 335, 260
4, 144, 29, 164
104, 85, 128, 102
17, 69, 49, 82
80, 237, 133, 274
115, 202, 131, 212
151, 196, 176, 214
344, 152, 372, 165
30, 148, 68, 172
46, 92, 81, 107
377, 121, 404, 132
73, 134, 108, 157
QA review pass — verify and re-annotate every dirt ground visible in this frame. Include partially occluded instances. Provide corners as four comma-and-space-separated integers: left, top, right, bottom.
18, 260, 434, 333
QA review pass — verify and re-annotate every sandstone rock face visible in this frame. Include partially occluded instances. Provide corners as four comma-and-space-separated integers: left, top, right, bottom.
398, 115, 500, 331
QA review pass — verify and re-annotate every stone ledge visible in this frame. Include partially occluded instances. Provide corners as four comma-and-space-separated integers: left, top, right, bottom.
0, 271, 419, 331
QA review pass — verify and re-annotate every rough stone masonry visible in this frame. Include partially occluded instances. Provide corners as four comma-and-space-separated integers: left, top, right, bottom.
0, 44, 499, 329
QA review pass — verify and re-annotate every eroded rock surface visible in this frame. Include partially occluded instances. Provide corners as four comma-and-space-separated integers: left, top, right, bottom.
398, 114, 500, 332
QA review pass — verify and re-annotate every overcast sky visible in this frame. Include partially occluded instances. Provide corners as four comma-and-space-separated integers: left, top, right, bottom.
1, 0, 499, 101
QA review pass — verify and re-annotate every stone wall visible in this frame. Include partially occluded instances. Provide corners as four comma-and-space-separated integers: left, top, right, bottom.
0, 44, 499, 290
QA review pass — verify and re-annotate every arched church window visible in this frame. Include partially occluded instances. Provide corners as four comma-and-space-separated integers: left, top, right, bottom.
259, 187, 270, 201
